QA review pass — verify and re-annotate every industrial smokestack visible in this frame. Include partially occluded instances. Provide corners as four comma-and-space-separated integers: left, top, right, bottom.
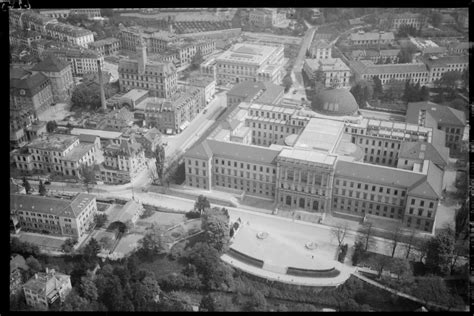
97, 59, 106, 111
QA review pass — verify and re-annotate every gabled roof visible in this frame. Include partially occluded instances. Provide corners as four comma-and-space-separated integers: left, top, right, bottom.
78, 133, 99, 143
408, 161, 443, 199
185, 140, 213, 160
335, 160, 425, 188
399, 141, 449, 168
207, 139, 280, 165
406, 101, 466, 127
31, 55, 70, 73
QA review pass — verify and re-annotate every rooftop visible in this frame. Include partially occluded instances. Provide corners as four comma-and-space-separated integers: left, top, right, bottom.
63, 143, 94, 162
23, 269, 70, 296
11, 193, 95, 218
216, 42, 281, 65
406, 101, 466, 127
28, 134, 78, 152
70, 128, 123, 139
350, 31, 394, 42
349, 60, 428, 75
31, 55, 70, 73
279, 148, 337, 166
294, 118, 344, 153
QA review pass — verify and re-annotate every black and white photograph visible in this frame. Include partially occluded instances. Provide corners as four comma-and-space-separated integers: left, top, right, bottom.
8, 6, 470, 312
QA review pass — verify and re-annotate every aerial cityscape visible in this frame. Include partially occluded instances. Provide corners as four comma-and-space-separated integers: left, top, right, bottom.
9, 7, 470, 312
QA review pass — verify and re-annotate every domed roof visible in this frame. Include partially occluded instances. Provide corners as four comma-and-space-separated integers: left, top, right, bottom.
311, 88, 359, 116
284, 134, 299, 146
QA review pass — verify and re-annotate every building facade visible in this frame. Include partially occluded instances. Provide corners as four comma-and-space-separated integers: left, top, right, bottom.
23, 269, 72, 310
390, 12, 426, 30
303, 58, 352, 88
118, 36, 178, 98
421, 55, 469, 83
309, 39, 332, 59
88, 38, 121, 56
31, 55, 74, 103
11, 193, 97, 239
349, 31, 395, 47
43, 47, 104, 76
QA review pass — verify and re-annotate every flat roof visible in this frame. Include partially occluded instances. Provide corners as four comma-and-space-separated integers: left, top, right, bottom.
216, 42, 280, 65
294, 118, 344, 153
279, 148, 337, 166
120, 89, 149, 101
70, 128, 123, 139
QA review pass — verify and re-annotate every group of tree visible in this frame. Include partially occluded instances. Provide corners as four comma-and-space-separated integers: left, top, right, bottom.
38, 180, 47, 196
22, 177, 32, 194
428, 12, 443, 28
397, 24, 420, 37
79, 165, 96, 193
137, 224, 171, 258
201, 207, 230, 253
350, 80, 373, 108
282, 72, 293, 93
190, 51, 203, 70
46, 121, 58, 133
402, 80, 430, 103
93, 213, 108, 228
194, 195, 210, 215
397, 45, 417, 64
153, 144, 166, 184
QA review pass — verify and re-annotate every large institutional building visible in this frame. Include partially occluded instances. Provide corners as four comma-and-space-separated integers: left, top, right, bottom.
118, 35, 178, 99
214, 42, 285, 85
184, 88, 465, 233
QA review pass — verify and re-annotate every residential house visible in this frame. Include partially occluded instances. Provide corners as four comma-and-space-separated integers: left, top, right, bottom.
23, 268, 72, 310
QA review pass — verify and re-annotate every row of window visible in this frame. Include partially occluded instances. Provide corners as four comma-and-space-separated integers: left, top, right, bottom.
335, 179, 406, 197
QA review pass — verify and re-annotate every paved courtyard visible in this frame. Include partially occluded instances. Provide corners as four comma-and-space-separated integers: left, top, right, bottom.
231, 223, 337, 270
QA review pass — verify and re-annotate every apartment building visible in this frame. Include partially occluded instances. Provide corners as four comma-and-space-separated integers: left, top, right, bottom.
183, 88, 447, 233
215, 42, 285, 85
144, 86, 204, 134
390, 12, 426, 30
308, 39, 332, 59
448, 41, 470, 55
88, 37, 121, 56
31, 55, 74, 103
95, 138, 147, 184
38, 9, 70, 19
349, 31, 395, 47
11, 134, 97, 177
421, 55, 469, 83
226, 81, 284, 108
9, 29, 42, 49
187, 76, 217, 105
303, 58, 351, 88
349, 60, 429, 87
118, 36, 178, 98
118, 26, 180, 52
22, 268, 72, 310
10, 67, 53, 117
406, 101, 466, 153
133, 128, 162, 158
43, 47, 104, 76
44, 22, 94, 48
11, 193, 97, 239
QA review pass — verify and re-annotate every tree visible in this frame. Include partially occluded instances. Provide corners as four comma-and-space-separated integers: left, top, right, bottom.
368, 255, 392, 278
245, 291, 267, 312
350, 80, 373, 107
79, 165, 96, 193
412, 277, 450, 307
46, 120, 57, 133
420, 85, 430, 101
194, 195, 210, 215
450, 98, 467, 112
449, 238, 469, 275
38, 180, 47, 196
397, 45, 416, 63
83, 238, 101, 261
163, 291, 193, 311
22, 177, 31, 194
79, 273, 99, 302
71, 83, 102, 110
94, 213, 108, 228
425, 227, 455, 275
388, 258, 413, 282
454, 201, 468, 240
11, 237, 40, 257
373, 76, 383, 99
61, 238, 78, 253
429, 12, 443, 28
138, 225, 170, 257
358, 222, 375, 251
61, 289, 93, 311
331, 224, 348, 248
98, 236, 114, 250
26, 256, 42, 274
403, 228, 418, 260
191, 50, 203, 70
388, 224, 403, 257
282, 73, 293, 93
351, 240, 366, 266
154, 144, 166, 184
100, 8, 114, 17
201, 207, 230, 253
200, 293, 216, 311
397, 24, 418, 37
436, 71, 462, 90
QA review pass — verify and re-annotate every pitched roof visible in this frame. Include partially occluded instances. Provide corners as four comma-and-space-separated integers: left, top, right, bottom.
10, 193, 94, 218
78, 133, 99, 143
335, 160, 425, 188
350, 31, 394, 42
31, 55, 70, 72
399, 141, 449, 168
185, 140, 213, 160
10, 69, 51, 97
408, 161, 443, 199
227, 81, 265, 98
207, 139, 280, 164
349, 60, 428, 75
406, 101, 466, 127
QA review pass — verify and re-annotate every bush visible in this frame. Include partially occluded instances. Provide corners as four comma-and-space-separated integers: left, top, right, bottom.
352, 241, 365, 266
338, 244, 348, 263
185, 210, 201, 219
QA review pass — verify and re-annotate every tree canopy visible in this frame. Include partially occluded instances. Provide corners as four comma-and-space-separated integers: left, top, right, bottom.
194, 195, 210, 214
425, 227, 455, 276
201, 207, 230, 253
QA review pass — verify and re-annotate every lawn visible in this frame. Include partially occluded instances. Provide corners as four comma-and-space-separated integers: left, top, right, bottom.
138, 254, 186, 278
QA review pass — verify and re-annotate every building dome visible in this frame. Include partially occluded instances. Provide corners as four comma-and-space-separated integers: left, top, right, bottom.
284, 134, 298, 146
311, 88, 359, 116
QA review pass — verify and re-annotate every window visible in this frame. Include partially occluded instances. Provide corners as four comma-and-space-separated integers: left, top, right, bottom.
411, 199, 415, 205
429, 202, 434, 208
420, 200, 424, 207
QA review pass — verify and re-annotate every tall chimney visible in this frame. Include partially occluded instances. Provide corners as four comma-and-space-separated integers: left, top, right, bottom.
97, 59, 106, 111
